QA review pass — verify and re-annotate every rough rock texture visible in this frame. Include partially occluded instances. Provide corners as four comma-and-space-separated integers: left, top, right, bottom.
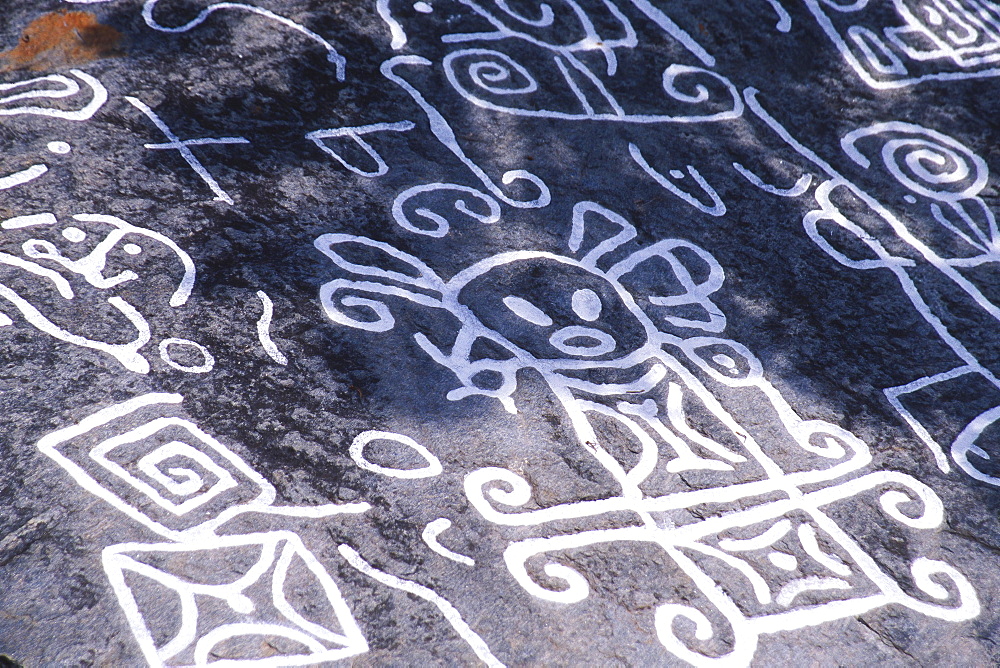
1, 1, 999, 666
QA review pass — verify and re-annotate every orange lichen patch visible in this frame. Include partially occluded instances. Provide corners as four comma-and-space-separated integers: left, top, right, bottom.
0, 11, 123, 73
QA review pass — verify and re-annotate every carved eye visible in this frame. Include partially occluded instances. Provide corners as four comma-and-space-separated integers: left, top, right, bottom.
571, 288, 601, 321
503, 295, 553, 326
62, 226, 86, 243
682, 337, 763, 387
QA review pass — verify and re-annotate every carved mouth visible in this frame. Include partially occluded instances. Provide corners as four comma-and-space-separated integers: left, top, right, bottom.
549, 326, 616, 357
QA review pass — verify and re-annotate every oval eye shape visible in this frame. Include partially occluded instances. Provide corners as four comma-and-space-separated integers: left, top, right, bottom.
62, 226, 86, 243
681, 337, 763, 387
571, 288, 602, 321
503, 295, 553, 326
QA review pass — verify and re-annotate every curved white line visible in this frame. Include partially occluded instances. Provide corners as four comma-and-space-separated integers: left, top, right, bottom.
422, 518, 475, 566
732, 162, 813, 197
142, 1, 346, 80
376, 0, 408, 49
775, 576, 851, 607
764, 0, 792, 32
256, 290, 288, 365
338, 545, 504, 668
718, 520, 792, 552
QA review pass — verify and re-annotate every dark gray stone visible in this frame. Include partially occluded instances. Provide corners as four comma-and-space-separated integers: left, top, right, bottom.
1, 1, 999, 666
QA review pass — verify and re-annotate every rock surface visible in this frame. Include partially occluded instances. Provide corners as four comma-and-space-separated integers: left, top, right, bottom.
0, 1, 999, 666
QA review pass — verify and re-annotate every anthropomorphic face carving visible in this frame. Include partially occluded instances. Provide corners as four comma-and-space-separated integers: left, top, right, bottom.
0, 212, 202, 373
316, 201, 727, 411
455, 254, 651, 362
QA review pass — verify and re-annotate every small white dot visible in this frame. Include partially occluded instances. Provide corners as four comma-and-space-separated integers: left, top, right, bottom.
123, 243, 142, 255
47, 141, 71, 155
903, 194, 917, 204
712, 353, 737, 370
413, 1, 433, 12
571, 288, 602, 321
62, 227, 86, 243
669, 169, 685, 179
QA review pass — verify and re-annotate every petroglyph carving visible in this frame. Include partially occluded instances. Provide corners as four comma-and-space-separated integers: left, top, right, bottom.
316, 200, 978, 665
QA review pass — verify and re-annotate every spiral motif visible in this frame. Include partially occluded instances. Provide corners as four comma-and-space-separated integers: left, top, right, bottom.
951, 405, 1000, 486
842, 122, 988, 202
392, 183, 501, 238
119, 436, 239, 515
503, 540, 591, 604
661, 65, 711, 104
830, 471, 944, 529
790, 420, 868, 460
138, 446, 206, 497
319, 280, 396, 333
654, 603, 757, 666
658, 65, 744, 122
901, 558, 981, 620
445, 49, 538, 97
465, 467, 534, 525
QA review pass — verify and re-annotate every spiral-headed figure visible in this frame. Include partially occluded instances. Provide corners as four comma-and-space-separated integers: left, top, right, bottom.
779, 119, 1000, 481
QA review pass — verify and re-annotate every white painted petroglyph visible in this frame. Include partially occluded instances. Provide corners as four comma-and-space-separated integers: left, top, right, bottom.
306, 121, 415, 177
803, 0, 1000, 88
0, 212, 199, 373
764, 0, 792, 32
14, 2, 992, 664
382, 56, 552, 210
2, 214, 59, 230
105, 532, 369, 667
883, 365, 976, 473
38, 393, 370, 540
733, 162, 814, 197
339, 544, 505, 668
350, 430, 443, 479
630, 143, 727, 216
441, 49, 743, 124
379, 1, 743, 227
256, 290, 289, 365
39, 398, 275, 540
126, 96, 250, 205
439, 0, 640, 76
69, 214, 196, 307
392, 183, 502, 237
746, 88, 1000, 484
158, 337, 216, 373
0, 164, 48, 191
627, 0, 716, 66
423, 518, 476, 566
142, 0, 348, 80
377, 0, 410, 49
0, 71, 107, 191
0, 70, 107, 121
40, 392, 374, 663
317, 198, 978, 664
